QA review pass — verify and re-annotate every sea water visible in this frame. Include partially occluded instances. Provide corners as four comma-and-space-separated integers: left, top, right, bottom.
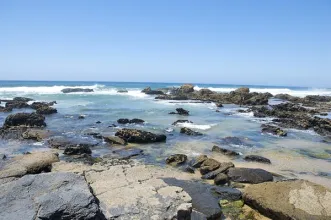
0, 81, 331, 187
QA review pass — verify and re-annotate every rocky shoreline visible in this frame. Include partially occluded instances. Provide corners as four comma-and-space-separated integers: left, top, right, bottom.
1, 84, 331, 220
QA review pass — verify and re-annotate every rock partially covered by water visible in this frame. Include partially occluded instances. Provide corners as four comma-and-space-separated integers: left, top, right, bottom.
212, 145, 239, 156
227, 168, 273, 184
179, 84, 195, 93
172, 120, 193, 125
30, 101, 56, 110
117, 118, 145, 124
0, 106, 12, 112
201, 162, 234, 179
244, 155, 271, 164
141, 87, 164, 95
61, 88, 94, 93
261, 124, 287, 136
0, 172, 100, 220
169, 108, 190, 116
189, 155, 208, 168
180, 127, 203, 136
117, 89, 128, 93
243, 180, 331, 220
36, 106, 58, 115
3, 113, 46, 128
22, 129, 51, 141
115, 128, 166, 143
5, 101, 30, 109
64, 144, 92, 155
166, 154, 188, 166
13, 97, 34, 102
103, 135, 127, 145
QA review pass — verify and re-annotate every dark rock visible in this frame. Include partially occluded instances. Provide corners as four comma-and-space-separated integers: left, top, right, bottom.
145, 90, 164, 95
141, 87, 151, 93
78, 115, 85, 119
189, 155, 208, 168
0, 106, 12, 112
221, 136, 249, 146
166, 154, 188, 166
156, 94, 189, 100
320, 113, 328, 116
305, 95, 331, 102
36, 106, 57, 115
117, 118, 130, 124
64, 144, 92, 155
261, 124, 287, 137
274, 93, 301, 102
103, 135, 127, 145
5, 101, 30, 109
200, 158, 221, 175
86, 132, 102, 139
111, 148, 143, 159
180, 127, 203, 136
30, 101, 55, 110
129, 118, 145, 124
21, 129, 51, 141
212, 145, 239, 156
117, 118, 145, 124
183, 165, 195, 173
0, 153, 6, 160
176, 108, 190, 115
0, 172, 100, 220
13, 97, 33, 102
212, 187, 242, 201
201, 162, 234, 179
179, 84, 195, 93
227, 168, 273, 184
198, 89, 214, 96
115, 128, 166, 143
117, 89, 128, 93
3, 113, 46, 128
244, 155, 271, 164
214, 173, 229, 185
172, 120, 193, 125
108, 124, 117, 127
216, 103, 223, 107
96, 121, 101, 124
61, 88, 94, 93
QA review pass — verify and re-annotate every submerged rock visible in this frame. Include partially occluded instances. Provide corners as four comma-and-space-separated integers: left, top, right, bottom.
261, 124, 287, 136
0, 172, 100, 220
110, 148, 143, 159
3, 112, 46, 128
180, 127, 203, 136
212, 187, 242, 201
115, 128, 166, 143
243, 180, 331, 220
117, 118, 145, 124
166, 154, 188, 166
172, 120, 193, 125
227, 168, 273, 184
103, 135, 127, 145
212, 145, 239, 156
13, 97, 34, 102
5, 101, 30, 109
61, 88, 94, 93
244, 155, 271, 164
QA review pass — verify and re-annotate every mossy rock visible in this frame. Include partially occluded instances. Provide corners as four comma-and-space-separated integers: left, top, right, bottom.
219, 199, 244, 218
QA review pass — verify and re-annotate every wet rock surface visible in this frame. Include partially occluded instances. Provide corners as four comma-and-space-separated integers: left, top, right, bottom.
63, 144, 92, 155
61, 88, 94, 93
36, 106, 58, 115
3, 112, 46, 128
103, 135, 127, 145
166, 154, 188, 166
115, 128, 166, 143
172, 119, 193, 125
180, 127, 203, 136
117, 118, 145, 124
212, 145, 239, 156
0, 172, 101, 220
227, 168, 273, 184
261, 124, 287, 136
244, 155, 271, 164
169, 108, 190, 115
244, 180, 331, 220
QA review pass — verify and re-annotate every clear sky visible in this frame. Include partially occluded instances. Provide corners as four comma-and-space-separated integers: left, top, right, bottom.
0, 0, 330, 87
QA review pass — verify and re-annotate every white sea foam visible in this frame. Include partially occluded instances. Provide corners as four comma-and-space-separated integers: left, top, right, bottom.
194, 86, 331, 97
176, 122, 217, 130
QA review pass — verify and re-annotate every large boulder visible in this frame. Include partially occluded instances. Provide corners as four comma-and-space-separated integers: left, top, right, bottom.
3, 113, 46, 128
166, 154, 188, 166
115, 128, 166, 143
243, 180, 331, 220
244, 155, 271, 164
64, 144, 92, 155
0, 151, 59, 183
30, 101, 56, 110
227, 168, 273, 184
179, 84, 195, 93
200, 158, 221, 175
0, 172, 100, 220
36, 106, 57, 115
103, 135, 127, 145
261, 124, 287, 137
5, 101, 30, 109
61, 88, 94, 93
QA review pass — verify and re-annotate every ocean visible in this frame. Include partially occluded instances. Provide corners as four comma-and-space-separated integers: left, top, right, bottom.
1, 81, 331, 188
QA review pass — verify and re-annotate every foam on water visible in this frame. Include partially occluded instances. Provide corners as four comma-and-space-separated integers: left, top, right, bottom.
175, 122, 217, 130
194, 86, 331, 97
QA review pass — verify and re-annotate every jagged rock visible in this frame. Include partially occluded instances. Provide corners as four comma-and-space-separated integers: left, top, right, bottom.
176, 108, 190, 115
261, 124, 287, 136
36, 106, 58, 115
13, 97, 33, 102
212, 145, 239, 156
115, 128, 166, 143
179, 84, 195, 93
64, 144, 92, 155
180, 127, 203, 136
30, 101, 56, 110
103, 135, 127, 145
117, 118, 145, 124
244, 155, 271, 164
189, 155, 208, 168
212, 187, 242, 201
243, 180, 331, 220
214, 173, 229, 185
21, 129, 51, 141
172, 120, 193, 125
200, 158, 221, 175
5, 101, 30, 109
0, 172, 100, 220
3, 113, 46, 128
227, 168, 273, 184
61, 88, 94, 93
201, 162, 234, 179
166, 154, 188, 166
0, 106, 12, 112
0, 151, 59, 182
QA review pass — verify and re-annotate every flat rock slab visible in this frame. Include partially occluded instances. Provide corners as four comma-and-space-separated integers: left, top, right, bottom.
0, 151, 59, 183
85, 164, 193, 219
243, 180, 331, 220
227, 167, 273, 184
0, 172, 100, 220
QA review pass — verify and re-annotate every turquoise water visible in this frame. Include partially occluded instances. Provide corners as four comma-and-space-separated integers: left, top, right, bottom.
0, 81, 331, 187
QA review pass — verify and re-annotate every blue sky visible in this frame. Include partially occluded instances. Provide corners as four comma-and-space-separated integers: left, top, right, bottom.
0, 0, 330, 87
